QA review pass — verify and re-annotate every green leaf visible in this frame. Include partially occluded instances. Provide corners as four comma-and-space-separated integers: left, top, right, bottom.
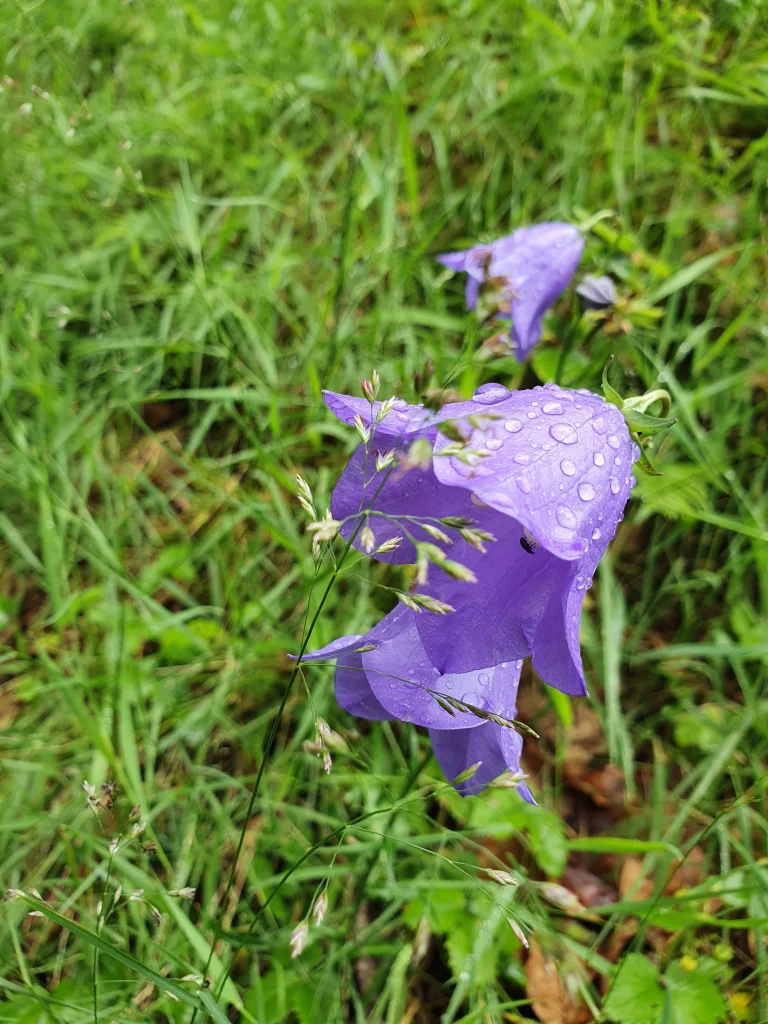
646, 246, 742, 303
664, 962, 728, 1024
603, 954, 664, 1024
527, 808, 568, 878
567, 837, 680, 857
601, 356, 624, 409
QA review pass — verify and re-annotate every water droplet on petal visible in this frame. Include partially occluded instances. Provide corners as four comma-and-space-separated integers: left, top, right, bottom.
514, 453, 531, 465
614, 456, 621, 466
552, 525, 574, 543
592, 527, 601, 540
527, 411, 537, 419
517, 476, 532, 494
504, 419, 523, 433
549, 423, 578, 444
591, 416, 606, 435
486, 438, 503, 451
607, 434, 621, 450
629, 475, 637, 489
597, 512, 605, 522
478, 672, 490, 686
542, 401, 564, 415
556, 505, 578, 529
473, 383, 510, 404
610, 476, 620, 494
593, 452, 605, 467
578, 482, 595, 501
392, 398, 409, 410
560, 459, 576, 476
396, 411, 409, 421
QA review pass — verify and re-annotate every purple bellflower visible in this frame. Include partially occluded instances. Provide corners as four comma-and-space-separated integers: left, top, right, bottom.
306, 382, 638, 793
438, 223, 584, 362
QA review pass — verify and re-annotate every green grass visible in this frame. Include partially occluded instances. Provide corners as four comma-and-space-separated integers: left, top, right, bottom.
1, 0, 767, 1021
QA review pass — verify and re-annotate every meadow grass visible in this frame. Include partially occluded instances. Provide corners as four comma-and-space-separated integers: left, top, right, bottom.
1, 0, 767, 1021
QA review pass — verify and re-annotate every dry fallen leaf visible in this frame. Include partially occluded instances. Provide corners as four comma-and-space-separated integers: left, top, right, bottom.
619, 857, 654, 902
525, 939, 592, 1024
562, 866, 618, 909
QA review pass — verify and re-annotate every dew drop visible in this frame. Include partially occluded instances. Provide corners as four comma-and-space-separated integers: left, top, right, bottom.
560, 459, 576, 476
591, 416, 606, 434
504, 418, 523, 433
597, 512, 605, 522
614, 456, 622, 466
542, 401, 564, 415
578, 482, 596, 501
629, 476, 637, 489
592, 527, 601, 540
552, 525, 574, 543
514, 453, 531, 465
392, 398, 409, 410
593, 452, 605, 467
485, 438, 503, 451
478, 672, 491, 686
607, 434, 621, 450
527, 411, 537, 419
516, 476, 532, 494
610, 476, 620, 494
473, 383, 510, 404
396, 412, 409, 421
556, 505, 578, 529
549, 423, 578, 444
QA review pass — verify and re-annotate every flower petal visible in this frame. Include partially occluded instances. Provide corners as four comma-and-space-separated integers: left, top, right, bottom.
433, 383, 635, 562
360, 609, 522, 730
329, 442, 482, 564
323, 391, 431, 437
492, 223, 584, 360
429, 722, 534, 801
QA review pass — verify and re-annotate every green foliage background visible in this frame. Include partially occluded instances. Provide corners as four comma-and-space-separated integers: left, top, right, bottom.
1, 1, 767, 1021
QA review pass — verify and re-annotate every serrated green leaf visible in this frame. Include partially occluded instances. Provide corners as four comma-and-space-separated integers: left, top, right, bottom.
603, 954, 664, 1024
664, 962, 728, 1024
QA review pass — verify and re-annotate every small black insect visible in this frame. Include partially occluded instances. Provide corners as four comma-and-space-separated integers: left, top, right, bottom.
519, 529, 538, 555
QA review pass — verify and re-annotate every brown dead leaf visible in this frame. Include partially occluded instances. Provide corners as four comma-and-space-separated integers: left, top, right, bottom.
525, 940, 592, 1024
666, 846, 705, 895
562, 866, 618, 909
619, 857, 654, 902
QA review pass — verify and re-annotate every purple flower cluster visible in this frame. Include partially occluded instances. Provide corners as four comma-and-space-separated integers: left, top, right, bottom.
305, 381, 639, 799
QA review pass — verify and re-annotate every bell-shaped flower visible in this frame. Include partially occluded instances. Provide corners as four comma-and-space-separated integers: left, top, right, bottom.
438, 223, 584, 361
322, 382, 639, 697
301, 607, 534, 800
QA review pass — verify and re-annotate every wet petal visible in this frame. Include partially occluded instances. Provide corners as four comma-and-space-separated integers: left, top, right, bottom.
323, 390, 431, 437
362, 612, 522, 730
330, 442, 482, 564
437, 224, 583, 362
430, 722, 534, 801
433, 383, 635, 562
492, 223, 584, 360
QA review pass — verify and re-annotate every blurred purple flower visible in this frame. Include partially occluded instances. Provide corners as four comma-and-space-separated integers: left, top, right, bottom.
438, 223, 584, 361
301, 610, 533, 800
576, 274, 618, 310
